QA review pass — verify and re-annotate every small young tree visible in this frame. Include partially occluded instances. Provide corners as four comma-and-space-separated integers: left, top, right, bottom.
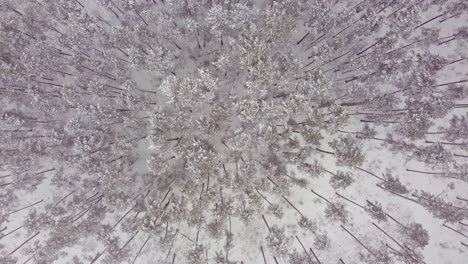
365, 201, 388, 222
266, 225, 291, 256
325, 202, 349, 224
405, 222, 429, 248
329, 171, 354, 190
382, 172, 409, 194
329, 136, 365, 167
444, 113, 468, 142
413, 190, 466, 223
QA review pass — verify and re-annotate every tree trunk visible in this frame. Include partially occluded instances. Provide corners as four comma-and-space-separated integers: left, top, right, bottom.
310, 189, 332, 204
340, 225, 375, 257
414, 13, 446, 29
373, 223, 408, 252
55, 191, 76, 206
260, 246, 268, 264
386, 213, 407, 229
282, 195, 305, 218
316, 148, 335, 155
442, 224, 468, 239
297, 32, 310, 45
336, 192, 364, 209
132, 236, 151, 264
0, 225, 24, 240
425, 140, 466, 146
272, 256, 279, 264
406, 168, 445, 175
355, 167, 385, 181
164, 230, 179, 263
256, 188, 273, 206
434, 79, 468, 87
356, 38, 385, 56
309, 247, 322, 264
112, 205, 136, 229
262, 214, 271, 233
6, 200, 43, 216
120, 231, 139, 251
449, 58, 466, 65
295, 236, 314, 264
377, 184, 419, 203
8, 231, 40, 256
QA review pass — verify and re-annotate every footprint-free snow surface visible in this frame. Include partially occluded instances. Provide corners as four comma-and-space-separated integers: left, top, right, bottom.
1, 0, 467, 263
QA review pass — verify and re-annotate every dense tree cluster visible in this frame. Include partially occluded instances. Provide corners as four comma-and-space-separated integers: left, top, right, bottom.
0, 0, 467, 263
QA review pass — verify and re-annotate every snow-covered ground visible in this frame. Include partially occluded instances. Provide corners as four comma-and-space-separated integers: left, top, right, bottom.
0, 0, 467, 263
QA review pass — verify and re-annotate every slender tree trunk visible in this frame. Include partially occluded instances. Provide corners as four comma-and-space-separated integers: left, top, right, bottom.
360, 119, 399, 124
199, 183, 205, 201
272, 256, 279, 264
310, 189, 332, 204
135, 12, 149, 26
71, 207, 91, 223
355, 167, 385, 181
439, 37, 457, 45
87, 194, 104, 204
90, 251, 105, 264
321, 51, 351, 67
309, 247, 322, 264
132, 236, 151, 264
164, 230, 179, 264
340, 225, 376, 257
442, 224, 468, 239
337, 129, 362, 134
406, 168, 444, 175
6, 200, 44, 216
8, 231, 40, 256
377, 184, 419, 203
295, 236, 314, 264
357, 136, 388, 142
120, 231, 139, 251
434, 79, 468, 87
55, 191, 76, 206
336, 192, 365, 209
297, 32, 310, 45
22, 255, 34, 264
262, 214, 271, 233
439, 12, 460, 23
414, 13, 446, 29
267, 177, 279, 187
260, 246, 268, 264
356, 38, 385, 56
316, 148, 335, 155
309, 32, 327, 46
372, 223, 408, 252
425, 140, 466, 146
386, 213, 407, 229
85, 192, 100, 202
448, 58, 466, 65
0, 225, 24, 240
282, 195, 305, 218
112, 204, 136, 229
